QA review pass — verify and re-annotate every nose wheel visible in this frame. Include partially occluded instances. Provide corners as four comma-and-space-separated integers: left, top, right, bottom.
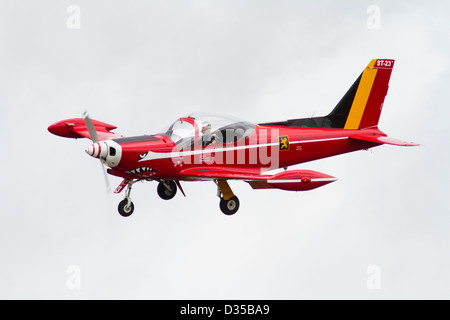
118, 180, 135, 217
118, 199, 134, 217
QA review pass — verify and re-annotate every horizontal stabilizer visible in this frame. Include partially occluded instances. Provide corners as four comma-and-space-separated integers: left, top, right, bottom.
350, 135, 419, 146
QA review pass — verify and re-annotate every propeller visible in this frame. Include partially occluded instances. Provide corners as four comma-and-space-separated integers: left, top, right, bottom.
83, 112, 111, 193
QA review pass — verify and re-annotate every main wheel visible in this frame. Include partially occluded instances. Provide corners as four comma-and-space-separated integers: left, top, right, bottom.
219, 196, 240, 215
118, 199, 134, 217
157, 180, 177, 200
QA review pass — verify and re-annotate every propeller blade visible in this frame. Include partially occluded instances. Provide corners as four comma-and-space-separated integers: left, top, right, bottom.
83, 111, 99, 143
83, 112, 111, 193
100, 160, 112, 194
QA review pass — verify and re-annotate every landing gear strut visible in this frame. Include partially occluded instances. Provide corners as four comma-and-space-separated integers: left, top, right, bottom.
216, 179, 240, 215
118, 179, 135, 217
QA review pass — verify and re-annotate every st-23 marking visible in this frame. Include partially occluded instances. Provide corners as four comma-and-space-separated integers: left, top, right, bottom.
376, 59, 394, 67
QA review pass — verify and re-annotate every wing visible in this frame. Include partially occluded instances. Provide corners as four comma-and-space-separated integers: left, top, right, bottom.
48, 118, 122, 141
179, 167, 337, 191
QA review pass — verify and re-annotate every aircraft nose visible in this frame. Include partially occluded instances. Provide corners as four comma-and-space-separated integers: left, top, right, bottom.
85, 144, 95, 157
85, 142, 107, 159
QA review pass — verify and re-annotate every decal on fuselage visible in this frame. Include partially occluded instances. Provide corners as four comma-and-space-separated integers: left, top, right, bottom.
279, 136, 289, 151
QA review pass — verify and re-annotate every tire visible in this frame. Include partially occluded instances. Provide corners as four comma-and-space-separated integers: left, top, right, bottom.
157, 180, 177, 200
219, 196, 240, 215
118, 199, 134, 217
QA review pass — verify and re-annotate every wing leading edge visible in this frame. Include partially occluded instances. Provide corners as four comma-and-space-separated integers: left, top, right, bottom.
48, 118, 122, 141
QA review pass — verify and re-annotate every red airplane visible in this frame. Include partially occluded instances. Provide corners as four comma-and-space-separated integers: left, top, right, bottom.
48, 59, 417, 217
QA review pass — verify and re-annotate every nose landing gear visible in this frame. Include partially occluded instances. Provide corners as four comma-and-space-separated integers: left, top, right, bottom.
118, 179, 135, 217
118, 198, 134, 217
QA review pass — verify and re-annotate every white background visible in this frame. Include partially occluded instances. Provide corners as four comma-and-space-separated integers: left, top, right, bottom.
0, 0, 448, 299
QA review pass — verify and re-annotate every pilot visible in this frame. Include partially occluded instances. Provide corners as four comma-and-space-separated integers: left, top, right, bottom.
201, 122, 217, 146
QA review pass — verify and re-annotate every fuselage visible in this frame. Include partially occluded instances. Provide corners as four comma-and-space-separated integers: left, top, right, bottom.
102, 124, 381, 181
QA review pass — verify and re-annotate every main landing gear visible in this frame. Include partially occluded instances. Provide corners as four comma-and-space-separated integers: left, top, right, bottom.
216, 179, 240, 216
157, 180, 177, 200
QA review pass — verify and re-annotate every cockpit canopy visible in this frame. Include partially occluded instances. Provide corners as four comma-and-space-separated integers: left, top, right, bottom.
160, 112, 256, 149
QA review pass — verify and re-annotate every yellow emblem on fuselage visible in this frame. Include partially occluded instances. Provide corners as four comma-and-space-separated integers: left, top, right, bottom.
279, 136, 289, 151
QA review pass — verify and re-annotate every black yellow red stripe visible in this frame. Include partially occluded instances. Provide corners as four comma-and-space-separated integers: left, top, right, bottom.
344, 59, 378, 129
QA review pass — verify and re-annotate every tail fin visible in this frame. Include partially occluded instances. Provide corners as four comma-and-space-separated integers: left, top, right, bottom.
258, 59, 395, 129
328, 59, 394, 129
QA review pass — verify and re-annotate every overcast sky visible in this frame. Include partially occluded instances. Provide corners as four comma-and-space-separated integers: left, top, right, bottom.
0, 0, 448, 299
